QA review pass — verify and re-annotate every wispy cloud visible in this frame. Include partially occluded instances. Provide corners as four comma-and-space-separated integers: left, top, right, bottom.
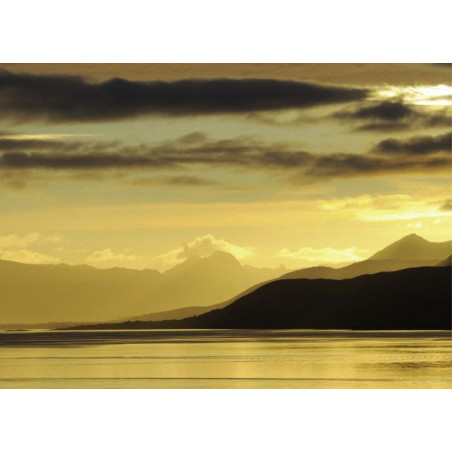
319, 194, 452, 222
0, 249, 60, 265
1, 131, 450, 187
0, 232, 60, 264
86, 248, 141, 263
150, 234, 255, 271
0, 232, 40, 248
128, 175, 219, 187
275, 246, 368, 264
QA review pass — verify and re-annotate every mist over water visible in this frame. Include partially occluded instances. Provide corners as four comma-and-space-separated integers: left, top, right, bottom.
0, 330, 450, 388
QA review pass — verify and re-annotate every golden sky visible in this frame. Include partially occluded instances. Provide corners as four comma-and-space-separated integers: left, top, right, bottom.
0, 63, 451, 270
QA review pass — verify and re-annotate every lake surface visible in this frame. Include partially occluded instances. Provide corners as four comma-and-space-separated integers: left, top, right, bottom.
0, 330, 451, 388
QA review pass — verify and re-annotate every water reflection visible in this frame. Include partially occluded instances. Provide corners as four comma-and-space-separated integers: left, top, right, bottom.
0, 330, 450, 388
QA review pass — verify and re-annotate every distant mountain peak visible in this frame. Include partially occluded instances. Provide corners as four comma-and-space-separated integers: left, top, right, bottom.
163, 250, 242, 280
208, 250, 239, 260
179, 250, 239, 265
369, 234, 452, 261
203, 250, 242, 267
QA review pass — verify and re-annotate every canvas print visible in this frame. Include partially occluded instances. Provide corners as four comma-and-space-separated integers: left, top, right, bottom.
0, 63, 450, 388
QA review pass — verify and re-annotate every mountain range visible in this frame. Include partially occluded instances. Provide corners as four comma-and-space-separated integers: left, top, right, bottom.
0, 251, 286, 325
1, 233, 451, 327
81, 266, 451, 330
132, 233, 451, 323
282, 233, 451, 280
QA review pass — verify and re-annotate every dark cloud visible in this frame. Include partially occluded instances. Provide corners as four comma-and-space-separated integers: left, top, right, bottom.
0, 69, 368, 123
0, 137, 313, 171
2, 64, 449, 86
0, 138, 79, 152
372, 132, 451, 155
129, 175, 219, 187
334, 101, 451, 132
420, 110, 452, 128
354, 122, 411, 132
1, 132, 450, 187
0, 150, 174, 170
174, 132, 208, 145
298, 153, 450, 182
337, 101, 413, 121
0, 136, 128, 154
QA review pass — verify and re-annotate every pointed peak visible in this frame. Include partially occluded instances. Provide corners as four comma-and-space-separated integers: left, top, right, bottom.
369, 234, 451, 261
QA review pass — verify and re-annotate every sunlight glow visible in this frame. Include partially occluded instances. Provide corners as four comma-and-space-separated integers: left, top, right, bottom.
376, 84, 452, 106
319, 194, 452, 223
2, 133, 91, 140
276, 246, 368, 263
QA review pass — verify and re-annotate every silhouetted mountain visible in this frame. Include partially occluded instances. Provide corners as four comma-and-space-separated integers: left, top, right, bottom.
129, 250, 451, 323
436, 255, 452, 267
85, 267, 451, 330
282, 258, 439, 280
368, 233, 452, 261
0, 252, 286, 325
282, 234, 451, 280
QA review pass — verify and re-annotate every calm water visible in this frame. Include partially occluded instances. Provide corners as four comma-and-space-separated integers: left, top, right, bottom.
0, 330, 451, 388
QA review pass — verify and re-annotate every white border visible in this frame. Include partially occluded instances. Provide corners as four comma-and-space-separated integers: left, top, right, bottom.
1, 1, 451, 450
1, 390, 451, 451
1, 0, 451, 62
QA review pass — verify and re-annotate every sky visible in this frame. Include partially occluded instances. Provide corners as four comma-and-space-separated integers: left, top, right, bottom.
0, 63, 451, 271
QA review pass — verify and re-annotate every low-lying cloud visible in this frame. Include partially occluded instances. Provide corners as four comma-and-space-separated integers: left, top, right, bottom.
86, 248, 141, 263
0, 249, 60, 265
0, 232, 61, 265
